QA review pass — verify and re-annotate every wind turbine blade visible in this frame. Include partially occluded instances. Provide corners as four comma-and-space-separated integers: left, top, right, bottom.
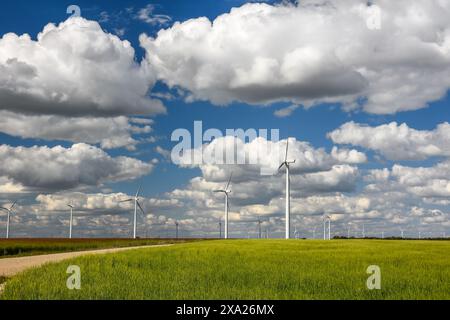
0, 207, 8, 212
278, 162, 286, 171
119, 199, 133, 203
10, 201, 17, 211
225, 172, 233, 191
137, 201, 145, 217
136, 184, 142, 198
213, 190, 224, 193
285, 138, 289, 162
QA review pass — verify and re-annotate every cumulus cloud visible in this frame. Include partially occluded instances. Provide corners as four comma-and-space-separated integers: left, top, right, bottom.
329, 121, 450, 160
141, 0, 450, 114
173, 136, 366, 177
0, 143, 153, 190
0, 17, 164, 117
0, 111, 154, 150
35, 192, 181, 213
165, 136, 363, 223
392, 161, 450, 198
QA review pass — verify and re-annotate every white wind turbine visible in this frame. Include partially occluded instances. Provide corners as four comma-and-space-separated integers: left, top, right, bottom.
67, 202, 75, 239
323, 215, 331, 240
278, 138, 296, 239
119, 185, 146, 239
0, 201, 17, 239
214, 173, 232, 239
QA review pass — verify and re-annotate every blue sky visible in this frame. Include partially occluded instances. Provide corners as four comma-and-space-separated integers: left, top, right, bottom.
0, 0, 449, 238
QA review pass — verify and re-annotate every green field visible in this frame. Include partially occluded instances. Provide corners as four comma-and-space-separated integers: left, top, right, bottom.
2, 240, 449, 300
0, 238, 196, 258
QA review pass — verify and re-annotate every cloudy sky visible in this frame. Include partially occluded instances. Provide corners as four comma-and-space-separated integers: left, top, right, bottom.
0, 0, 449, 239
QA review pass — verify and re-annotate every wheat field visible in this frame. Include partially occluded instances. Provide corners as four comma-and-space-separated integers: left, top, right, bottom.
2, 240, 449, 300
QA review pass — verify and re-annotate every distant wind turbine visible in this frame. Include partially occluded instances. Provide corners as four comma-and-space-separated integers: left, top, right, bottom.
362, 223, 366, 238
0, 201, 17, 239
278, 138, 296, 239
312, 227, 316, 239
175, 221, 179, 239
323, 215, 331, 240
257, 217, 262, 239
218, 218, 222, 239
214, 173, 232, 239
119, 185, 146, 239
400, 229, 404, 239
67, 203, 75, 239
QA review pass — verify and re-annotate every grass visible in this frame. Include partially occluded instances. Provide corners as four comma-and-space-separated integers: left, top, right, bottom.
1, 240, 449, 300
0, 238, 199, 258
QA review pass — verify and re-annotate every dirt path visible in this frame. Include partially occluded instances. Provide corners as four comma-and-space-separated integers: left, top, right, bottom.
0, 244, 172, 278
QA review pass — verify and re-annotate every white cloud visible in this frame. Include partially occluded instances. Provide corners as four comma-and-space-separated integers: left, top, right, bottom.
137, 4, 172, 26
0, 143, 154, 191
35, 192, 181, 212
0, 111, 153, 150
175, 136, 349, 176
141, 0, 450, 114
329, 121, 450, 161
0, 17, 164, 117
274, 105, 300, 118
392, 161, 450, 198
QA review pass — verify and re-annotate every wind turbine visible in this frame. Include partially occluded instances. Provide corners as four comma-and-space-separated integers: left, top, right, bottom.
312, 227, 316, 239
67, 203, 75, 239
119, 185, 146, 239
175, 221, 179, 239
214, 173, 232, 239
400, 228, 404, 239
218, 218, 222, 239
0, 201, 17, 239
257, 217, 262, 239
278, 138, 296, 239
362, 223, 366, 238
347, 224, 351, 238
323, 215, 331, 240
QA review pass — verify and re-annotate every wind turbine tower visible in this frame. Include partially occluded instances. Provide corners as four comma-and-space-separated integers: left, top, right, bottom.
257, 217, 262, 239
119, 185, 146, 239
323, 215, 331, 240
278, 138, 296, 239
214, 173, 232, 239
67, 203, 74, 239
